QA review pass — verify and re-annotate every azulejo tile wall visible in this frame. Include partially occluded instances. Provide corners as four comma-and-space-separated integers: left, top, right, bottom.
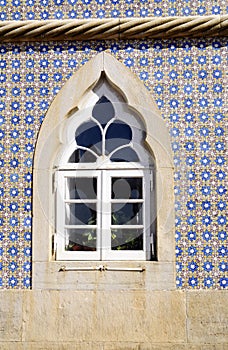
0, 38, 227, 289
0, 0, 227, 20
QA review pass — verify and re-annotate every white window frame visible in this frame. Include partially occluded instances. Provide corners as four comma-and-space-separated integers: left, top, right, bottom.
56, 168, 153, 261
56, 169, 102, 261
102, 169, 152, 261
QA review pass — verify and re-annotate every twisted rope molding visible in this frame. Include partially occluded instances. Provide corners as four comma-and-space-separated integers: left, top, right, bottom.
0, 15, 227, 42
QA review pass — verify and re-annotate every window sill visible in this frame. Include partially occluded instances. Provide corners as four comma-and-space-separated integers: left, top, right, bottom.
58, 263, 146, 272
33, 260, 175, 290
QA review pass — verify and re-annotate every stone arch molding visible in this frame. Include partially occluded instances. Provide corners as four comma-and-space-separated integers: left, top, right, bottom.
33, 52, 175, 290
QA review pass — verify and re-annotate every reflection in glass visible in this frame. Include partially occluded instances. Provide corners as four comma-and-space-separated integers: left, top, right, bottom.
66, 203, 96, 225
68, 149, 97, 163
110, 147, 139, 162
111, 229, 143, 250
92, 96, 115, 126
111, 203, 143, 225
67, 177, 97, 200
112, 177, 142, 199
106, 120, 132, 153
76, 121, 102, 155
65, 229, 96, 251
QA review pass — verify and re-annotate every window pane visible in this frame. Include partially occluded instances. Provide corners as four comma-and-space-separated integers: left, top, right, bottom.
67, 177, 97, 199
66, 203, 96, 225
110, 147, 139, 162
68, 149, 97, 163
112, 177, 142, 199
76, 121, 102, 155
106, 120, 132, 153
65, 229, 96, 251
92, 96, 115, 126
111, 203, 143, 225
111, 229, 143, 250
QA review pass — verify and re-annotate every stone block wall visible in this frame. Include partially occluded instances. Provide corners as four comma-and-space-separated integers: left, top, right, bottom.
0, 290, 227, 349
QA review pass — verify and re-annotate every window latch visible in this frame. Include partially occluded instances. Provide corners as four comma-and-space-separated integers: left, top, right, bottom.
53, 172, 57, 193
53, 233, 58, 257
150, 171, 153, 191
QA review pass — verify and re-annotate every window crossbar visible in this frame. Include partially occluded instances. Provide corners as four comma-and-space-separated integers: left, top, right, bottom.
64, 199, 97, 203
64, 225, 97, 229
111, 199, 144, 203
110, 225, 144, 229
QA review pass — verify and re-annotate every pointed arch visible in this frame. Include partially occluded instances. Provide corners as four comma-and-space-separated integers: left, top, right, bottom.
33, 52, 175, 289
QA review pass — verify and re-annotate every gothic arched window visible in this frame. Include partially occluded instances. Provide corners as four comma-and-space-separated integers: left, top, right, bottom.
56, 76, 156, 261
33, 53, 174, 289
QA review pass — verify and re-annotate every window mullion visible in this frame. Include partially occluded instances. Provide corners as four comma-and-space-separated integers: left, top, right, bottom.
96, 170, 102, 260
101, 170, 111, 260
144, 170, 151, 260
56, 171, 65, 259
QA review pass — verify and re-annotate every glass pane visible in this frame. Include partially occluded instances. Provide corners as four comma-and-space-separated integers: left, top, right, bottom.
67, 177, 97, 200
66, 203, 96, 225
111, 203, 143, 225
112, 177, 142, 199
110, 147, 139, 162
65, 228, 96, 251
76, 121, 102, 155
111, 229, 143, 250
106, 120, 132, 153
92, 96, 115, 126
68, 149, 97, 163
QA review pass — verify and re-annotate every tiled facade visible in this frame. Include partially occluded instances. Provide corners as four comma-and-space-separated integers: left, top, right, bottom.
0, 0, 227, 20
0, 1, 227, 290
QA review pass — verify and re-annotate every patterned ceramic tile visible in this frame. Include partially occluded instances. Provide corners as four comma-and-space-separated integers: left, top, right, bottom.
0, 0, 227, 20
0, 38, 227, 289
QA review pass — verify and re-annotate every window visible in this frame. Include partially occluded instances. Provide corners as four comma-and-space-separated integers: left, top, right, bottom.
33, 52, 174, 290
56, 77, 156, 261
